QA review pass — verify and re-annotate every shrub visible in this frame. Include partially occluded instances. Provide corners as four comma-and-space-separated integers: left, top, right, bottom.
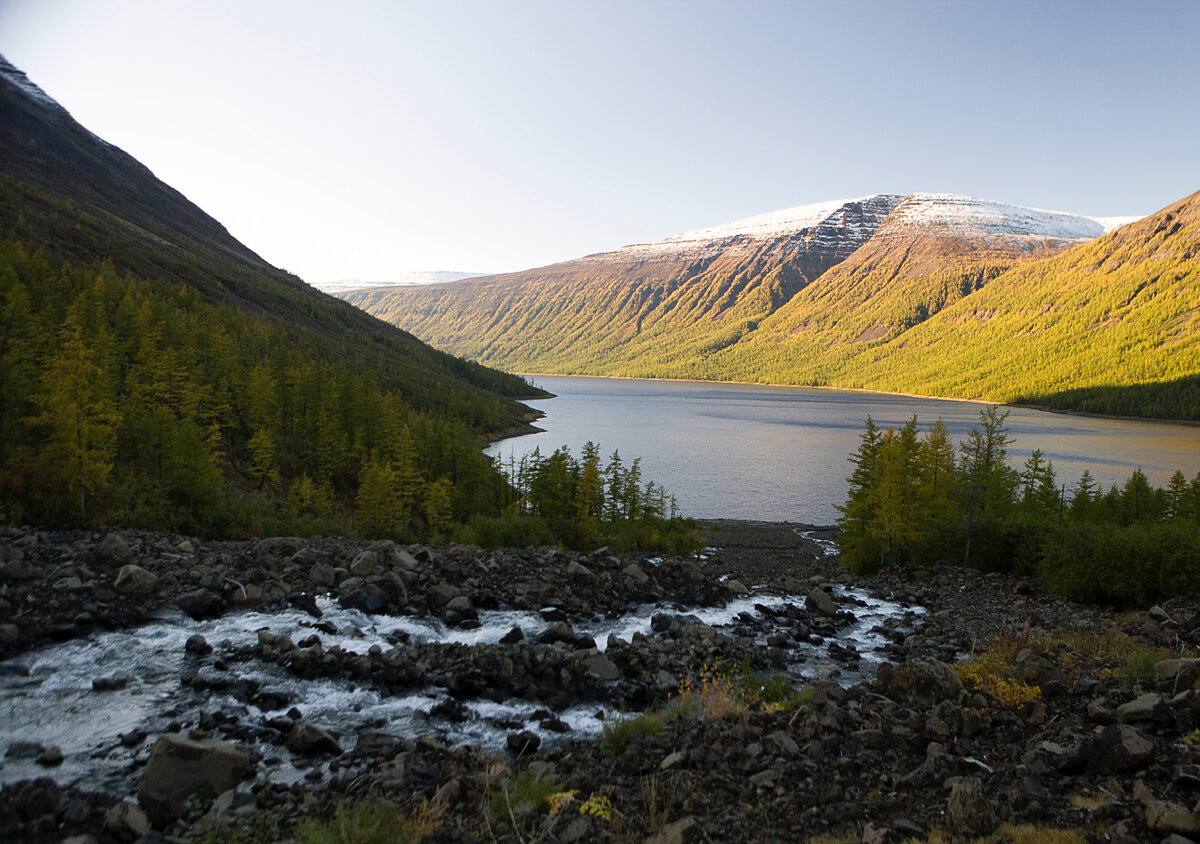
486, 769, 565, 817
599, 713, 663, 757
295, 799, 442, 844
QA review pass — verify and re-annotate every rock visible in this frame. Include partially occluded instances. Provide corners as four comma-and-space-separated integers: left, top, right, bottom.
623, 564, 650, 585
6, 740, 43, 759
874, 658, 964, 706
0, 558, 35, 582
660, 750, 687, 771
805, 587, 836, 617
1116, 692, 1169, 724
36, 745, 63, 767
499, 625, 525, 644
105, 800, 151, 841
723, 579, 749, 596
0, 623, 18, 645
1154, 658, 1200, 687
353, 730, 404, 759
136, 733, 250, 826
92, 671, 133, 691
507, 730, 540, 755
177, 589, 225, 620
567, 560, 595, 581
113, 564, 158, 596
1089, 724, 1155, 773
445, 595, 476, 618
426, 582, 463, 607
94, 533, 132, 566
537, 621, 579, 646
582, 654, 620, 681
309, 562, 337, 588
644, 816, 704, 844
349, 550, 378, 576
185, 634, 213, 655
1145, 800, 1200, 835
1015, 648, 1065, 690
341, 585, 388, 614
255, 537, 304, 558
946, 777, 997, 836
285, 722, 343, 756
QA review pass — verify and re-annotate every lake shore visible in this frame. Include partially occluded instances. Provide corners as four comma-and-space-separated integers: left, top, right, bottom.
2, 522, 1198, 842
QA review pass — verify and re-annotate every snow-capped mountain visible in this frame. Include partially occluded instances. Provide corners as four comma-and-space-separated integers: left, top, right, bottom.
344, 190, 1143, 378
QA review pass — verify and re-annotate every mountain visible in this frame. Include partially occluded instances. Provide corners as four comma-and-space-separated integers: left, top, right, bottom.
345, 192, 1158, 396
0, 56, 546, 534
314, 271, 488, 296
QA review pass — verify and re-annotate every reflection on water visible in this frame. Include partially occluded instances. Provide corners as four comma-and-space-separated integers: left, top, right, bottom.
490, 376, 1200, 523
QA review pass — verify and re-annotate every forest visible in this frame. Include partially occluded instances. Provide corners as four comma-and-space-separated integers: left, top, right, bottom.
836, 407, 1200, 607
0, 238, 696, 549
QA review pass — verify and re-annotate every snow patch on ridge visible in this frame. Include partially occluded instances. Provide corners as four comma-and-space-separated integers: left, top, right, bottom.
662, 197, 875, 244
886, 194, 1110, 240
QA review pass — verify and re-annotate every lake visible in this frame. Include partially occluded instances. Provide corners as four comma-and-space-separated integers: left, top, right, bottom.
486, 376, 1200, 524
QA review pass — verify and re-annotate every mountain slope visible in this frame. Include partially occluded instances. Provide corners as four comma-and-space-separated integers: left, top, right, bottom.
347, 195, 907, 375
0, 56, 545, 534
347, 192, 1123, 382
804, 189, 1200, 415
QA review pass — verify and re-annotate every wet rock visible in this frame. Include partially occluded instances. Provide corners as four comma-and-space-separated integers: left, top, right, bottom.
93, 533, 132, 567
286, 722, 343, 756
946, 776, 997, 836
105, 800, 150, 841
185, 634, 213, 655
445, 595, 476, 619
874, 658, 963, 706
36, 745, 63, 767
1089, 724, 1155, 773
137, 734, 250, 825
92, 671, 133, 691
177, 589, 225, 621
431, 698, 469, 723
340, 585, 388, 614
507, 730, 540, 755
723, 579, 749, 596
113, 564, 158, 596
499, 625, 525, 644
806, 586, 836, 617
6, 740, 43, 759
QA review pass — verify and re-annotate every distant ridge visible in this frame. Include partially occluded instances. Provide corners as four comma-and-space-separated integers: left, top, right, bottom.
345, 189, 1200, 420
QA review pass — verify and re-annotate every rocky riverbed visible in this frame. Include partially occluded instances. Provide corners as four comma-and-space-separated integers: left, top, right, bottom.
2, 521, 1200, 842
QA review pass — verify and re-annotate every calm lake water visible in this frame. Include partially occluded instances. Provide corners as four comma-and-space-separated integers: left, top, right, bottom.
486, 376, 1200, 524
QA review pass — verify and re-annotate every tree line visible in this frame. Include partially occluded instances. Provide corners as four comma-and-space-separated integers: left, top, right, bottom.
836, 407, 1200, 606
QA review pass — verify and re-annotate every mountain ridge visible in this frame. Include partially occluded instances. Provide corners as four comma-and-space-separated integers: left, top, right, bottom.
345, 189, 1200, 419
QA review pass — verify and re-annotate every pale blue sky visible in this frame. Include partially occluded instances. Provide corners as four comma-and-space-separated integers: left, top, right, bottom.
2, 0, 1197, 286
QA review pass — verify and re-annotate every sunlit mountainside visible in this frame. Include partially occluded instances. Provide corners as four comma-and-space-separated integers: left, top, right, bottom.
345, 190, 1200, 420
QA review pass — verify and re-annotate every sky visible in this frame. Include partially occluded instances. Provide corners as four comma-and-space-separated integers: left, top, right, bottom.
1, 0, 1198, 287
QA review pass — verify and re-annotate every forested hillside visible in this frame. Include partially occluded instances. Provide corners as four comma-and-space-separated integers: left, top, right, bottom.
0, 56, 550, 537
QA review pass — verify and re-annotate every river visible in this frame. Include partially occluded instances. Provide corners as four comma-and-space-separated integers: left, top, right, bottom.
488, 376, 1200, 524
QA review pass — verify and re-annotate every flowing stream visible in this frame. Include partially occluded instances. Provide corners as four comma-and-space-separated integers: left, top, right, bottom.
0, 588, 920, 792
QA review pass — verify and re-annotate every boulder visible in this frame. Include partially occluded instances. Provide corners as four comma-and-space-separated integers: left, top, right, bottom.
582, 654, 620, 682
874, 659, 964, 706
805, 587, 836, 617
507, 730, 540, 755
36, 745, 63, 767
723, 579, 750, 596
349, 550, 378, 576
1154, 658, 1200, 687
113, 564, 158, 596
105, 800, 151, 840
136, 733, 249, 826
93, 533, 132, 567
177, 589, 225, 621
185, 634, 213, 656
1145, 801, 1200, 835
644, 816, 704, 844
309, 562, 337, 588
1116, 692, 1170, 724
285, 722, 343, 756
623, 564, 650, 585
340, 585, 388, 614
1089, 724, 1155, 773
427, 582, 463, 608
946, 777, 997, 836
566, 560, 595, 581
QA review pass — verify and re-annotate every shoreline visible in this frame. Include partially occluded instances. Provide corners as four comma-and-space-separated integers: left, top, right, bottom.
511, 371, 1198, 427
